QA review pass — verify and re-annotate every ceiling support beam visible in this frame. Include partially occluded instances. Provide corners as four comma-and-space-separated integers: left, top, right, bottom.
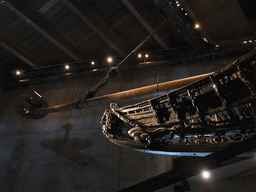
121, 0, 170, 50
61, 0, 131, 56
0, 29, 43, 67
4, 0, 85, 61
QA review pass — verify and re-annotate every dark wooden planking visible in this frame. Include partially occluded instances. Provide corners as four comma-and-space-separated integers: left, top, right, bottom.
65, 23, 97, 50
5, 0, 87, 61
49, 3, 71, 25
61, 0, 131, 55
121, 0, 170, 49
25, 31, 42, 46
94, 0, 120, 18
40, 1, 96, 57
0, 47, 9, 60
62, 13, 81, 32
104, 4, 129, 25
75, 31, 96, 47
36, 39, 53, 54
0, 3, 13, 20
10, 22, 64, 60
90, 0, 115, 12
83, 0, 95, 7
30, 35, 46, 49
16, 27, 36, 42
0, 29, 44, 67
65, 23, 92, 43
55, 12, 79, 34
5, 18, 28, 38
0, 7, 18, 28
79, 35, 117, 59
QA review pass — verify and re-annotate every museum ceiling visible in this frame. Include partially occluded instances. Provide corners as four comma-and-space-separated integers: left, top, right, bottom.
0, 0, 256, 85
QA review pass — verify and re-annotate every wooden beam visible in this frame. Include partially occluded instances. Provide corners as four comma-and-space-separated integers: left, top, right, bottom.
4, 0, 85, 61
0, 29, 43, 67
121, 0, 170, 49
61, 0, 131, 55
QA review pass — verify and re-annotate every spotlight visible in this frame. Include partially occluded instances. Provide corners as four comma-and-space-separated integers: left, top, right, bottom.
177, 4, 180, 6
244, 41, 247, 44
201, 170, 210, 179
145, 54, 149, 58
91, 61, 95, 65
65, 65, 70, 69
138, 53, 142, 58
16, 70, 21, 75
195, 24, 200, 29
107, 57, 113, 63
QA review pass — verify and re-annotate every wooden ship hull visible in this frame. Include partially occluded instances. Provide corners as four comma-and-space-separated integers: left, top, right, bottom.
101, 48, 256, 156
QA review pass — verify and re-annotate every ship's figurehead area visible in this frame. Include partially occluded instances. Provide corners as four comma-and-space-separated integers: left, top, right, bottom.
101, 49, 256, 156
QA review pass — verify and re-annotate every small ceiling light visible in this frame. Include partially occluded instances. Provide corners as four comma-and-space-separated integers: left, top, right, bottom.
145, 54, 149, 58
177, 4, 180, 6
138, 53, 142, 58
249, 40, 252, 43
195, 24, 200, 29
65, 65, 70, 69
201, 170, 211, 179
244, 41, 247, 44
185, 13, 188, 15
107, 57, 113, 63
181, 7, 184, 10
91, 61, 95, 65
16, 70, 21, 75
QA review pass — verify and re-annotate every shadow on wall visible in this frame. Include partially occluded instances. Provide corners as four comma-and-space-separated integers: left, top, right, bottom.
40, 123, 108, 172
